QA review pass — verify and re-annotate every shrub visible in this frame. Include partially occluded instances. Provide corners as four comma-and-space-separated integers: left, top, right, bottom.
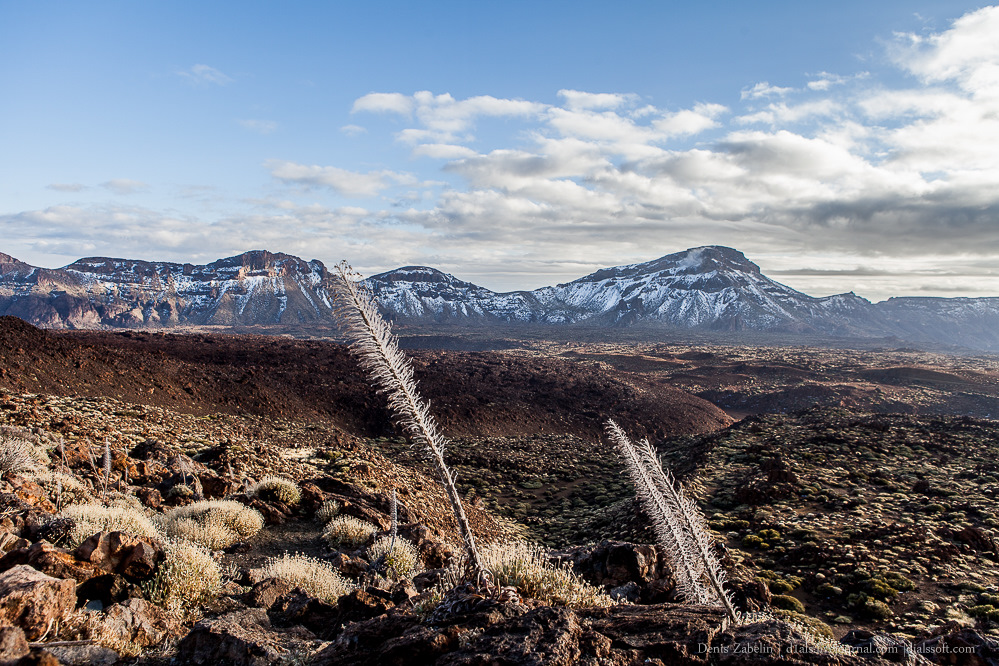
771, 594, 805, 613
30, 470, 93, 507
773, 610, 835, 640
863, 598, 894, 619
158, 500, 264, 550
248, 476, 301, 506
144, 540, 223, 611
323, 516, 377, 549
366, 536, 422, 579
315, 500, 341, 524
59, 503, 160, 547
259, 554, 353, 603
480, 541, 612, 608
767, 578, 796, 595
0, 436, 39, 480
968, 605, 999, 622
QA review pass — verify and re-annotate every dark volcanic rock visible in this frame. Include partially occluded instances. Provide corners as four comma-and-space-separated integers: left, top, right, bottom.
175, 608, 317, 666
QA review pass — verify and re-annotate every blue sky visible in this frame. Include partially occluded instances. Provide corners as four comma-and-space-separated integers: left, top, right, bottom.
2, 1, 997, 300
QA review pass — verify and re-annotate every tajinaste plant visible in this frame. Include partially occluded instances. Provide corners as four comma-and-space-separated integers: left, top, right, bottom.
332, 261, 485, 576
606, 419, 737, 622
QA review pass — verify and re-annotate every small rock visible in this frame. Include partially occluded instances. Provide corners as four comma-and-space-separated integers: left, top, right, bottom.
44, 644, 119, 666
0, 625, 29, 661
103, 597, 182, 648
609, 581, 641, 603
245, 577, 295, 610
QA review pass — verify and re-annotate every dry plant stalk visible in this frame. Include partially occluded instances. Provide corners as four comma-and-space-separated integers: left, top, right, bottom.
332, 261, 485, 575
606, 419, 737, 622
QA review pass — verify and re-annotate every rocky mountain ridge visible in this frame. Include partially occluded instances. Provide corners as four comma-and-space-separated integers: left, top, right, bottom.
2, 247, 998, 350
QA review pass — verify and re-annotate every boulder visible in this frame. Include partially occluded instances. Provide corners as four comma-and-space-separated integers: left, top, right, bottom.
439, 606, 583, 666
175, 608, 318, 666
0, 565, 75, 640
103, 597, 183, 648
73, 532, 162, 581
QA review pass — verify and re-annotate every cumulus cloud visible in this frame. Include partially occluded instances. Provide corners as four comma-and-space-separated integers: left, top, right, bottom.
178, 64, 233, 86
354, 90, 546, 143
101, 179, 149, 195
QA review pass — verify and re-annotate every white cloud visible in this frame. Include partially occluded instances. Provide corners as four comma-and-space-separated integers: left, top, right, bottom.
352, 92, 415, 115
238, 119, 278, 134
412, 143, 478, 159
354, 90, 545, 144
891, 6, 999, 98
178, 64, 233, 86
741, 82, 793, 100
101, 179, 149, 195
266, 160, 416, 198
47, 183, 86, 192
340, 124, 367, 136
558, 89, 638, 111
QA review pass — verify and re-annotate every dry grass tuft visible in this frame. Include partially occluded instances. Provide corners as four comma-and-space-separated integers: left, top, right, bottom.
58, 502, 161, 547
0, 435, 39, 480
315, 499, 341, 524
366, 535, 422, 579
481, 541, 612, 608
29, 469, 94, 507
323, 515, 378, 549
259, 553, 354, 603
158, 500, 264, 550
248, 476, 301, 506
143, 539, 223, 611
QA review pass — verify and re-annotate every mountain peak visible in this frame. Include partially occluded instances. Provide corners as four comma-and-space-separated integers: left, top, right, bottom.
666, 245, 760, 274
369, 266, 479, 289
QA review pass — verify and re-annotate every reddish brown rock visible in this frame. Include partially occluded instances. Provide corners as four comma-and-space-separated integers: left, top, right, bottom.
0, 625, 29, 661
0, 565, 75, 640
118, 541, 159, 579
73, 531, 162, 580
245, 577, 295, 610
134, 487, 162, 509
103, 597, 182, 648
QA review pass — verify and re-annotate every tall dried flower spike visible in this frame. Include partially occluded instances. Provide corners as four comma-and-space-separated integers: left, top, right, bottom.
331, 261, 485, 576
606, 419, 737, 622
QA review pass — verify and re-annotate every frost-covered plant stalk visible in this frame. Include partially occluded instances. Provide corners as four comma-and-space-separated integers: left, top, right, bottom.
607, 419, 737, 622
332, 262, 485, 575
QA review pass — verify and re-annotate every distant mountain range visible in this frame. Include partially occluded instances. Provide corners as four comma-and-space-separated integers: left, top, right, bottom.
2, 246, 998, 350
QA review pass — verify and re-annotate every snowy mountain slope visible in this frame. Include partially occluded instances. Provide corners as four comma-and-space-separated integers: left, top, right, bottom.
2, 246, 998, 350
0, 250, 335, 328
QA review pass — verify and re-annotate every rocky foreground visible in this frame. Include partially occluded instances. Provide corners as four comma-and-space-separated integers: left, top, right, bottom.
0, 317, 997, 664
0, 389, 995, 665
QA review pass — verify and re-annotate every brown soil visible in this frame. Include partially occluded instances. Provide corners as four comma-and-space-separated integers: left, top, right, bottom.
0, 316, 732, 442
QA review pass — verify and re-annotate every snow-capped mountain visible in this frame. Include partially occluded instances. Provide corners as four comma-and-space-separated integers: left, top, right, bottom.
0, 250, 335, 328
2, 246, 998, 350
